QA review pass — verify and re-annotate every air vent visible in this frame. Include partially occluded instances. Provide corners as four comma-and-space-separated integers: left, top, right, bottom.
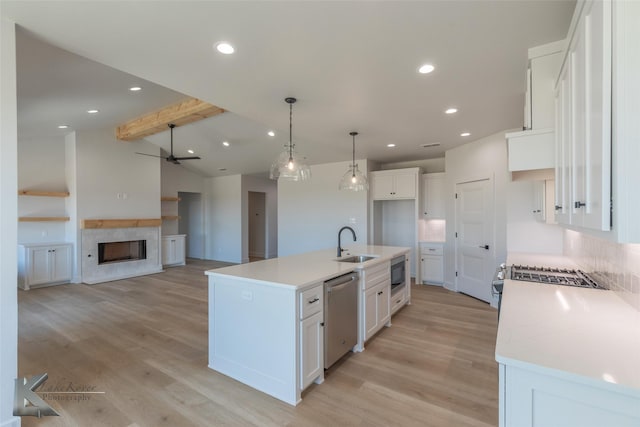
421, 143, 441, 148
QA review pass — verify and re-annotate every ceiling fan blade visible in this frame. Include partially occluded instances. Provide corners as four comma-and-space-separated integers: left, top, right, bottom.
136, 152, 164, 159
173, 156, 201, 160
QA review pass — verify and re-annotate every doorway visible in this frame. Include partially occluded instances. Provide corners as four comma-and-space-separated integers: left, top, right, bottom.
178, 192, 204, 259
455, 178, 494, 302
248, 191, 266, 260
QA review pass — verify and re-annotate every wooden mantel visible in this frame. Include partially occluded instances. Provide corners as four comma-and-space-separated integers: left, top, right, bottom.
82, 218, 162, 229
116, 97, 225, 141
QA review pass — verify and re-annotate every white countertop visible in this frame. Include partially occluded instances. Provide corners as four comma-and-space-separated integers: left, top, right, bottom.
205, 245, 410, 290
496, 252, 640, 396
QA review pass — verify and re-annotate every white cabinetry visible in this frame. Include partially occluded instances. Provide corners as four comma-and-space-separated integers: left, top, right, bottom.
422, 173, 445, 219
18, 242, 72, 290
161, 234, 185, 266
371, 169, 418, 200
358, 261, 391, 345
499, 364, 640, 427
554, 0, 612, 231
299, 285, 324, 390
420, 242, 443, 285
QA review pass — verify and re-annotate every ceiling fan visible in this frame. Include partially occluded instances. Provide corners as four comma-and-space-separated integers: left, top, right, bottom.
136, 123, 201, 164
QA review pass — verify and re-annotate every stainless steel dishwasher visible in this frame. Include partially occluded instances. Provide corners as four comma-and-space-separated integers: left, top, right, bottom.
324, 271, 359, 369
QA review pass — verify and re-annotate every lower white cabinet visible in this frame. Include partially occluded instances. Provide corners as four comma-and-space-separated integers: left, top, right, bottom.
299, 285, 324, 390
360, 261, 391, 344
18, 242, 72, 290
161, 234, 185, 266
500, 363, 640, 427
420, 242, 444, 285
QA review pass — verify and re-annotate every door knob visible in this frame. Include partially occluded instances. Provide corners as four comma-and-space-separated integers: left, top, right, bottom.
479, 245, 489, 250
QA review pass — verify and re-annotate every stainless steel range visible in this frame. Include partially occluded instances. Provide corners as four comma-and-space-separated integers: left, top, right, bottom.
492, 264, 606, 316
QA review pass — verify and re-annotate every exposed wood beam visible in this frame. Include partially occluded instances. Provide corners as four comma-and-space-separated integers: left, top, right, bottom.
116, 97, 225, 141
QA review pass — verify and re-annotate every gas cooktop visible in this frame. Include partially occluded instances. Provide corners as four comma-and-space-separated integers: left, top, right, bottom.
508, 265, 605, 289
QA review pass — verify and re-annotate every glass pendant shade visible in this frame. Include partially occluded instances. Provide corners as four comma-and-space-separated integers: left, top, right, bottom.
339, 163, 368, 191
339, 131, 368, 191
270, 97, 311, 181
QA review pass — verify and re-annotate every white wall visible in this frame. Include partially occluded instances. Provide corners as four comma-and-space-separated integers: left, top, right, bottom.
506, 180, 563, 254
444, 131, 509, 290
0, 17, 19, 427
278, 160, 369, 257
242, 175, 277, 260
204, 174, 243, 263
17, 135, 68, 243
381, 157, 445, 173
65, 132, 79, 282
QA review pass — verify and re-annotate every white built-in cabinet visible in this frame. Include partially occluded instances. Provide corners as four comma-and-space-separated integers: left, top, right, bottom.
371, 169, 418, 200
499, 363, 640, 427
420, 242, 444, 285
422, 173, 445, 219
161, 234, 186, 266
299, 285, 324, 390
359, 261, 391, 344
18, 242, 72, 290
554, 0, 612, 231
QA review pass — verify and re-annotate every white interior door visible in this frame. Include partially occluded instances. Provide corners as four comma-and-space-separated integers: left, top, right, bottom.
178, 192, 204, 259
455, 179, 494, 303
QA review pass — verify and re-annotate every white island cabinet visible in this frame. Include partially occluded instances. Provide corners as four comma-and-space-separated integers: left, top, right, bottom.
496, 278, 640, 427
205, 245, 410, 405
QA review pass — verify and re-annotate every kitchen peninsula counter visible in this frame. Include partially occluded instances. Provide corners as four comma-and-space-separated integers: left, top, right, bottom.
205, 244, 410, 406
495, 252, 640, 426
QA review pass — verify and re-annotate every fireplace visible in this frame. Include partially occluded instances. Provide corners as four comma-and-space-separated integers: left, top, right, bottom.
98, 240, 147, 265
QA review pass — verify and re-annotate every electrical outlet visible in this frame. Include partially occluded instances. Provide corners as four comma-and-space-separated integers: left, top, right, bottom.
349, 217, 356, 224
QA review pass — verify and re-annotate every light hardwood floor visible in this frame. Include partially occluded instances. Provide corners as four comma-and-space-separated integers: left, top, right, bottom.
18, 259, 498, 427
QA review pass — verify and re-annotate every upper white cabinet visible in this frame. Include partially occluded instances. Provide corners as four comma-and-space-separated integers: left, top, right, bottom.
422, 173, 445, 219
554, 0, 612, 232
18, 242, 72, 290
371, 168, 419, 200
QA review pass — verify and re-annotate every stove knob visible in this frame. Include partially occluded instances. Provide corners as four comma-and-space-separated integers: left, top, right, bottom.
500, 263, 506, 269
497, 271, 505, 280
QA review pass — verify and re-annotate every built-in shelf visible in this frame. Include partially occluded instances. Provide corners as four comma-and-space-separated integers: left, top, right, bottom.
82, 218, 162, 229
19, 216, 70, 222
18, 190, 70, 198
161, 196, 181, 202
161, 215, 180, 220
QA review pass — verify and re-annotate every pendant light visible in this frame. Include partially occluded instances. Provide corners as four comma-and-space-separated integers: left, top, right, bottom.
269, 97, 311, 181
339, 131, 368, 191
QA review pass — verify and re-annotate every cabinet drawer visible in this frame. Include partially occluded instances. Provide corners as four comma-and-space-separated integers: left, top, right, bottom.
390, 288, 407, 314
300, 285, 323, 320
362, 261, 390, 290
420, 244, 443, 255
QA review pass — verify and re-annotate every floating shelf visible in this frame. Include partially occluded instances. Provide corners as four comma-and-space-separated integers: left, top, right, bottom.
19, 190, 69, 198
161, 196, 181, 202
161, 215, 180, 220
82, 218, 162, 229
19, 216, 70, 222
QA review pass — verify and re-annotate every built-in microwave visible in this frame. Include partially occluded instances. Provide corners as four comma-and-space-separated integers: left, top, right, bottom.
390, 255, 406, 295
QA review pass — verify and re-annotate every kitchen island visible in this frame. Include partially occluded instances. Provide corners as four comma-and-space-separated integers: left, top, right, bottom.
495, 253, 640, 426
205, 245, 410, 405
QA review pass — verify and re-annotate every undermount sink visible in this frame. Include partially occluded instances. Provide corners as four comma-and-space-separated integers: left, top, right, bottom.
336, 255, 377, 263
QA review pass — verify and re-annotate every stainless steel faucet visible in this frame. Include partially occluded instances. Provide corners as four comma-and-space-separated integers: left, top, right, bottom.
337, 226, 357, 257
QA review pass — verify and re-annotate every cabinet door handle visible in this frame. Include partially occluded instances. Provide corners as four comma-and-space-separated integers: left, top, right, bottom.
308, 297, 319, 304
395, 299, 402, 304
574, 201, 586, 208
479, 245, 489, 250
377, 291, 383, 296
555, 205, 562, 211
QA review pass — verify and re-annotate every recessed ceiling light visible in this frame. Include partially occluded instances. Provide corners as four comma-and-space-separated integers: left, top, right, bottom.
215, 42, 235, 54
461, 132, 471, 137
445, 108, 458, 114
418, 64, 435, 74
87, 109, 99, 114
387, 143, 396, 148
57, 125, 69, 129
222, 141, 230, 147
267, 131, 275, 137
187, 149, 194, 154
129, 86, 142, 92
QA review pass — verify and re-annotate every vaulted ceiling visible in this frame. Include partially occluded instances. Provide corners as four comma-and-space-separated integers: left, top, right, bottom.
3, 1, 575, 177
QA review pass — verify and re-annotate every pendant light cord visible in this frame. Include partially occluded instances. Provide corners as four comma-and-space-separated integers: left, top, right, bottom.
289, 101, 293, 161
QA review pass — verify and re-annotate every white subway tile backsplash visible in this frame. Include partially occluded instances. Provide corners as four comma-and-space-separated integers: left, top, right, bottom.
564, 230, 640, 310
